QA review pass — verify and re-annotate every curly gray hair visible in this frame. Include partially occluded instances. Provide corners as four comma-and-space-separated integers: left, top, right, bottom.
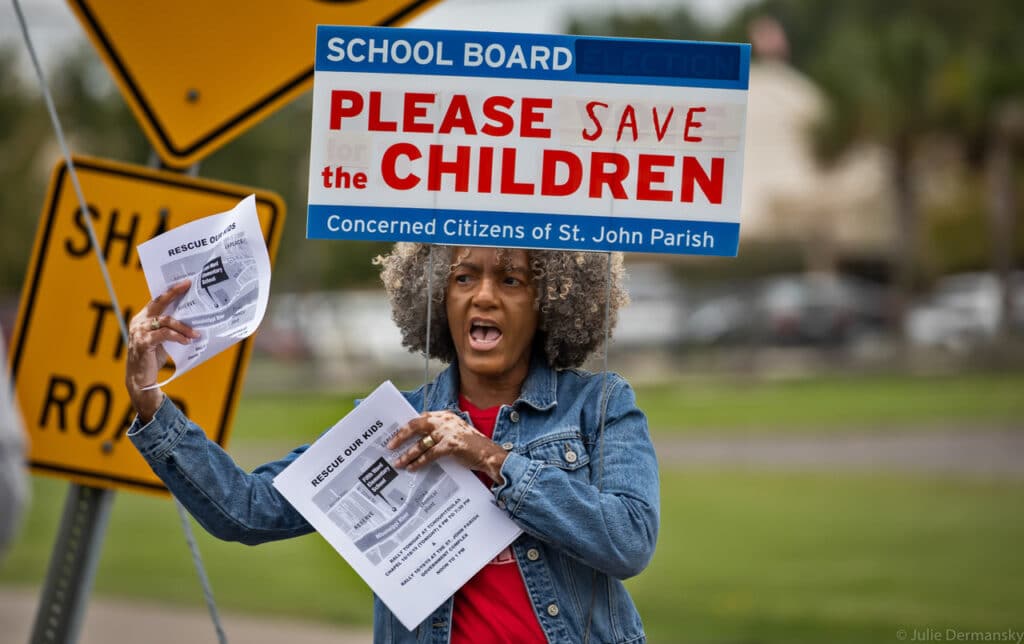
375, 244, 628, 369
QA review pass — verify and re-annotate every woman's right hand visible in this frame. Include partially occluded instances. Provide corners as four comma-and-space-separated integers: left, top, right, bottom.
125, 280, 200, 422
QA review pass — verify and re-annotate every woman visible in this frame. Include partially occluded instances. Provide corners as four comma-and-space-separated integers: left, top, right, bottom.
126, 244, 660, 643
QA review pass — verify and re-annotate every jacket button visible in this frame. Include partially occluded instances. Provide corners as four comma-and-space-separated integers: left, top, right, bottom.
564, 450, 578, 463
509, 410, 520, 423
501, 442, 514, 451
526, 548, 540, 561
547, 603, 559, 617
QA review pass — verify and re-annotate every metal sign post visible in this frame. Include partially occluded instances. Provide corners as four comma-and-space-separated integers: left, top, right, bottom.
29, 485, 114, 644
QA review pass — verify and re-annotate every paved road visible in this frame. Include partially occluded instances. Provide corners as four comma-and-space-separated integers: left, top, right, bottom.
0, 587, 372, 644
654, 425, 1024, 478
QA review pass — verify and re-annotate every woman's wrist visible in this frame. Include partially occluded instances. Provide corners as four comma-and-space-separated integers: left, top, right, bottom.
131, 389, 165, 424
483, 444, 509, 485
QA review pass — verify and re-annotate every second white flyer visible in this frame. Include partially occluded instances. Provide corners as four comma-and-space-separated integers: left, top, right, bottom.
272, 381, 522, 630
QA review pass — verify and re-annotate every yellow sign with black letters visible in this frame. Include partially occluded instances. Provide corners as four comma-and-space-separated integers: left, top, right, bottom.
9, 156, 285, 494
68, 0, 442, 168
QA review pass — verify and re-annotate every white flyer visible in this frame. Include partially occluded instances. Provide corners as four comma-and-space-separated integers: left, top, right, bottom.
272, 381, 523, 631
136, 194, 271, 388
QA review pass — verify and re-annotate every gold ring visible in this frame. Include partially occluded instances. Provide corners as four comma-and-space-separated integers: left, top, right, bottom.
419, 435, 436, 450
149, 317, 161, 331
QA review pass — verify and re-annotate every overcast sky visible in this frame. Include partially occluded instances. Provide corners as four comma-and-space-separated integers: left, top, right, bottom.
1, 0, 752, 75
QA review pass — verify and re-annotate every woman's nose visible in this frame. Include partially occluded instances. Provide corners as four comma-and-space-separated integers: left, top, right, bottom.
472, 277, 498, 306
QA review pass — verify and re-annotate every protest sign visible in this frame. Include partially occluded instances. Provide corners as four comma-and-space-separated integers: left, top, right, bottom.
307, 26, 750, 255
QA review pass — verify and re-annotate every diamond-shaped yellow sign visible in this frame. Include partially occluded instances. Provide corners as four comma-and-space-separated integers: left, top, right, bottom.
68, 0, 442, 168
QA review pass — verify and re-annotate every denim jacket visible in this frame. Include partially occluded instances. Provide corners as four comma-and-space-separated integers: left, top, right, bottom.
129, 358, 660, 643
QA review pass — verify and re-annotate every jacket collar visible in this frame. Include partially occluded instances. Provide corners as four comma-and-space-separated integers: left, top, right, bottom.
427, 351, 557, 412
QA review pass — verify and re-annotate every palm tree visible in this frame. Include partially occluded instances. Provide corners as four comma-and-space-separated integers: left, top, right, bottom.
983, 103, 1022, 338
807, 13, 950, 335
932, 0, 1024, 338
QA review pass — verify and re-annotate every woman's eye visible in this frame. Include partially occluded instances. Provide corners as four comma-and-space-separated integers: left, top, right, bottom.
504, 277, 522, 286
454, 274, 471, 284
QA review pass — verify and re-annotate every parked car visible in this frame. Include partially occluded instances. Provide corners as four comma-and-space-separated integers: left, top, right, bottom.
682, 273, 888, 347
755, 273, 888, 346
681, 285, 757, 346
616, 263, 688, 349
906, 271, 1024, 351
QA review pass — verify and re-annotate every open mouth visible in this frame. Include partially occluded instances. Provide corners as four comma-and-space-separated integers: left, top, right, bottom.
468, 319, 502, 350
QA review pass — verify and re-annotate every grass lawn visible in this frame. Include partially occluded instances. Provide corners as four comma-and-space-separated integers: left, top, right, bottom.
3, 467, 1022, 643
632, 469, 1024, 643
635, 371, 1024, 434
1, 475, 370, 625
228, 371, 1024, 442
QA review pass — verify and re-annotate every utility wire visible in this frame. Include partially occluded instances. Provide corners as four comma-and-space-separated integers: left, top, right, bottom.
173, 498, 227, 643
13, 2, 226, 641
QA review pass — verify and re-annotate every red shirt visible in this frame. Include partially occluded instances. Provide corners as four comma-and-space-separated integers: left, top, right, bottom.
451, 395, 547, 644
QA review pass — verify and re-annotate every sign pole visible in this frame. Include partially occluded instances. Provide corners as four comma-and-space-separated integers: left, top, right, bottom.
29, 484, 114, 644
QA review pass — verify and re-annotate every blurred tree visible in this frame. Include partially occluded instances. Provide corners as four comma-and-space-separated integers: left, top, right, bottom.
568, 6, 707, 41
806, 9, 950, 334
930, 0, 1024, 337
0, 47, 47, 296
982, 104, 1023, 337
49, 45, 150, 165
760, 0, 1024, 336
0, 44, 154, 298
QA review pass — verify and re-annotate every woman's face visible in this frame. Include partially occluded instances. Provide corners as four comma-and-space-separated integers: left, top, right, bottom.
446, 246, 539, 383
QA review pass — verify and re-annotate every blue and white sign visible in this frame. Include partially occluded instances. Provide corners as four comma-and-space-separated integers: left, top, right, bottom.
307, 26, 750, 255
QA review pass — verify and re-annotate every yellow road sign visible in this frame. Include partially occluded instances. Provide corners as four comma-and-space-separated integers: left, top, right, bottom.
68, 0, 442, 169
8, 156, 285, 495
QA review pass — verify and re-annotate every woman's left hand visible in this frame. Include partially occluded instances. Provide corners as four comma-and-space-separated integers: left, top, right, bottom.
388, 411, 508, 484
